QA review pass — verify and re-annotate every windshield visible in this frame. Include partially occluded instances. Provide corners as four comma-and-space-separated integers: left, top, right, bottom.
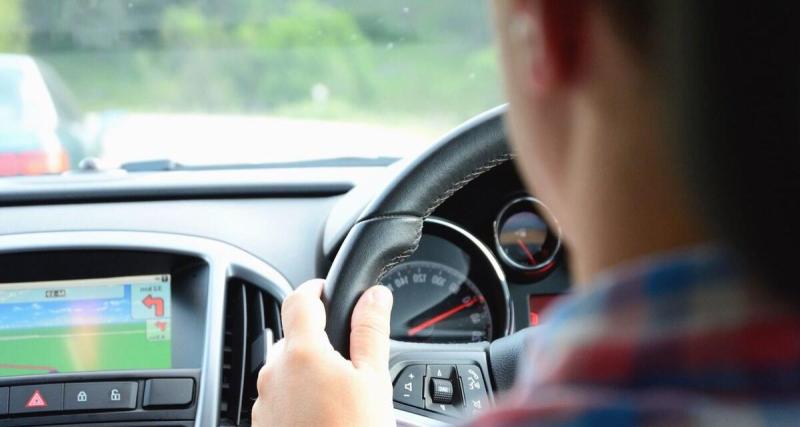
0, 0, 501, 176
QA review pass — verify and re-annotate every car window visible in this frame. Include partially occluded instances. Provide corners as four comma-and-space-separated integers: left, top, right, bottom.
0, 0, 501, 175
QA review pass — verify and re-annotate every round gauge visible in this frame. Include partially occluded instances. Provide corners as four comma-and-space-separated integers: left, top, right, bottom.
494, 197, 562, 273
382, 260, 492, 343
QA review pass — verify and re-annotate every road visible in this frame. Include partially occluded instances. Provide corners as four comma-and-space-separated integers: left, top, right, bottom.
98, 113, 440, 166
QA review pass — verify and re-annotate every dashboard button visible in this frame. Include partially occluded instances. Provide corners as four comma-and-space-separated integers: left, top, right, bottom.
64, 382, 137, 411
143, 378, 194, 408
0, 387, 8, 415
426, 365, 456, 379
392, 365, 425, 409
457, 365, 489, 417
9, 383, 63, 414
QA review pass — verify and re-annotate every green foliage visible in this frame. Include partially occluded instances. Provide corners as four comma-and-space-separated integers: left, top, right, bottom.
4, 0, 503, 129
0, 0, 26, 52
162, 6, 225, 47
232, 0, 377, 108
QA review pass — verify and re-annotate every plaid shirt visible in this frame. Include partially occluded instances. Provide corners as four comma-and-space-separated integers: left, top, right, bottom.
472, 246, 800, 426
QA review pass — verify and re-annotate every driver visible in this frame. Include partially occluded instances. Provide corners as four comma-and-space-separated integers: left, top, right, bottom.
252, 1, 800, 426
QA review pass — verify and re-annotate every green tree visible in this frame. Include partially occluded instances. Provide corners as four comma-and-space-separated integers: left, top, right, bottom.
158, 0, 377, 110
0, 0, 27, 52
234, 0, 377, 108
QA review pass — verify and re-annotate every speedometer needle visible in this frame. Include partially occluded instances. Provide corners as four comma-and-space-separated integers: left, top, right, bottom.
407, 296, 484, 337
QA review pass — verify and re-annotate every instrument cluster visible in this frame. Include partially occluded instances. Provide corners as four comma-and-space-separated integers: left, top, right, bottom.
383, 191, 565, 343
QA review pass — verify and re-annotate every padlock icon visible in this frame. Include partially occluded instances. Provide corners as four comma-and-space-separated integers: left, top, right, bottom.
110, 389, 121, 401
77, 391, 88, 402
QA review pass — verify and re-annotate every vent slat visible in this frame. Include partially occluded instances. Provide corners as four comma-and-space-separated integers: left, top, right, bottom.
220, 279, 282, 426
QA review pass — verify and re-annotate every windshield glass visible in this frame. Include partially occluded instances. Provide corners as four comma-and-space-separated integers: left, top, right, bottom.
0, 0, 501, 176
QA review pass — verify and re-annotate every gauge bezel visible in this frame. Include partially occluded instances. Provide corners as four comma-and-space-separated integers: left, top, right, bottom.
493, 196, 563, 273
383, 217, 513, 342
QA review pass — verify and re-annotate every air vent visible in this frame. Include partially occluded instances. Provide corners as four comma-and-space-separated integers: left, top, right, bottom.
219, 279, 282, 426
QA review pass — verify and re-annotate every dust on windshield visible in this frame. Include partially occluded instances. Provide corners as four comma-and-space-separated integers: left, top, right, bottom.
0, 0, 501, 176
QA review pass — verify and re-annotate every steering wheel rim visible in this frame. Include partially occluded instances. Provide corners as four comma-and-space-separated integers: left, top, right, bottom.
323, 105, 512, 358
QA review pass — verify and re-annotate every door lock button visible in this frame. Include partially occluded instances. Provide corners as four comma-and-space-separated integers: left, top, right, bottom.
64, 382, 137, 411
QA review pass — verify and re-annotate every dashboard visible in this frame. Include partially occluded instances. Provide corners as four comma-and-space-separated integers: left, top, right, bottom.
381, 162, 569, 347
0, 157, 570, 426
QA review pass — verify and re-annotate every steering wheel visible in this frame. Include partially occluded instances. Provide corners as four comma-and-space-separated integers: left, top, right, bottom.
323, 105, 533, 421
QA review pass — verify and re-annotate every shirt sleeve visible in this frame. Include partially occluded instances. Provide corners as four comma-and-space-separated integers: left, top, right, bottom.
460, 383, 743, 427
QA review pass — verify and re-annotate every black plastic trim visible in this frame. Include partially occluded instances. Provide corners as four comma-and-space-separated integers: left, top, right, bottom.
0, 370, 199, 427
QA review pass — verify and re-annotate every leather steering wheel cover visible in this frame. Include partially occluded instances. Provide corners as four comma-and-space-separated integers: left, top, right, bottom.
323, 105, 512, 357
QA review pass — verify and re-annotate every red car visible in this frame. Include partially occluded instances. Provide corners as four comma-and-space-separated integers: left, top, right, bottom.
0, 54, 88, 176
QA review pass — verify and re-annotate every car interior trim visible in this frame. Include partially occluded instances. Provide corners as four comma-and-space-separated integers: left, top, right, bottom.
0, 167, 389, 207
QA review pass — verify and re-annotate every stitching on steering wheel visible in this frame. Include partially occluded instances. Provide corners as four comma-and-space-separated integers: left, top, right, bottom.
423, 153, 514, 218
376, 152, 515, 281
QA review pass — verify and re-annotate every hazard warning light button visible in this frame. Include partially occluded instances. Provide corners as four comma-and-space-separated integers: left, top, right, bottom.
9, 383, 63, 414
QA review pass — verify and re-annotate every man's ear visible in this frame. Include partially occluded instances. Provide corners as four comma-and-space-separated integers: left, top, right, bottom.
510, 0, 588, 92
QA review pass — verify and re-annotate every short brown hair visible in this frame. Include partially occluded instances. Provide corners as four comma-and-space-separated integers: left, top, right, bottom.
603, 1, 800, 301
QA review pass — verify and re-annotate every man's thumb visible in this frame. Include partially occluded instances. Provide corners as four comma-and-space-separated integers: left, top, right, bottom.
349, 285, 393, 371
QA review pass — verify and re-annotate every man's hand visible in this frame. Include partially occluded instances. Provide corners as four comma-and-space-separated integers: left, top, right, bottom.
251, 279, 396, 427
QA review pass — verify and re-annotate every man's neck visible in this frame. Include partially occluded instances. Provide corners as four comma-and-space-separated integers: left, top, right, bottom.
564, 93, 710, 287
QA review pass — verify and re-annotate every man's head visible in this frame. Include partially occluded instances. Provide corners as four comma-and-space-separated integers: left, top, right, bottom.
491, 0, 704, 283
491, 0, 800, 293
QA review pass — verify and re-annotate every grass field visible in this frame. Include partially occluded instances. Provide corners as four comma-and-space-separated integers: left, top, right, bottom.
0, 322, 171, 377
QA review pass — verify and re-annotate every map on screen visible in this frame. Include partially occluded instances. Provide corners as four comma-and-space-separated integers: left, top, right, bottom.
0, 274, 172, 377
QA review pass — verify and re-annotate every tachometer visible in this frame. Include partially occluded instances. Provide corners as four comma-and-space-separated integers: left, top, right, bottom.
383, 261, 492, 343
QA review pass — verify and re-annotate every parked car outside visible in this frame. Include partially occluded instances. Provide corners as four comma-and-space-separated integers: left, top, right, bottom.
0, 54, 93, 176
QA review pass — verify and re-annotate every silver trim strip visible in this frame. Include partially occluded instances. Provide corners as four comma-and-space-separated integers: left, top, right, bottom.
0, 231, 292, 427
395, 408, 451, 427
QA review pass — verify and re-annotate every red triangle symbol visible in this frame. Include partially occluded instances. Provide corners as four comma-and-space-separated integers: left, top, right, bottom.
25, 390, 47, 408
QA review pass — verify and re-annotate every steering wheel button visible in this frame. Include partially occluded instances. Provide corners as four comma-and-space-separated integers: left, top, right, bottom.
457, 365, 490, 416
429, 378, 454, 404
424, 400, 461, 417
426, 364, 456, 379
392, 365, 425, 409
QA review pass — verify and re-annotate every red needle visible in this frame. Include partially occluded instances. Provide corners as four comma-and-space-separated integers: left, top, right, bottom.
407, 296, 484, 337
517, 238, 537, 265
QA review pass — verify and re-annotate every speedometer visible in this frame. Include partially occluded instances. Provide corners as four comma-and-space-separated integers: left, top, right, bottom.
383, 261, 492, 343
380, 218, 512, 344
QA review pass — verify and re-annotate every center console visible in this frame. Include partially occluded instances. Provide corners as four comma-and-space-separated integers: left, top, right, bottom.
0, 232, 291, 427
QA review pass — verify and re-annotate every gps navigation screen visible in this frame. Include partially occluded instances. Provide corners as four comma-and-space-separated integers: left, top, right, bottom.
0, 275, 172, 377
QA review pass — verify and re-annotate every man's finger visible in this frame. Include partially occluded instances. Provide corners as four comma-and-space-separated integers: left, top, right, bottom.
281, 279, 326, 342
350, 285, 393, 371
